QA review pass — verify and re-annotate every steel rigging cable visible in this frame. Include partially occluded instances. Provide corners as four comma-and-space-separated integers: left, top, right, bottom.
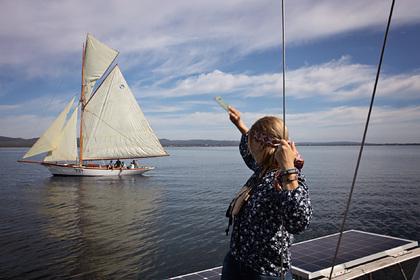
279, 0, 396, 279
280, 1, 286, 279
328, 0, 396, 279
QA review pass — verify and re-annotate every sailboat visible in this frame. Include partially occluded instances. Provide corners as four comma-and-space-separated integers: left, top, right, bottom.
19, 34, 168, 176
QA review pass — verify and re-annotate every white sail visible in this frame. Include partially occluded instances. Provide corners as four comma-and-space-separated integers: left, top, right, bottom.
43, 107, 78, 162
82, 65, 167, 160
23, 98, 75, 159
83, 34, 119, 101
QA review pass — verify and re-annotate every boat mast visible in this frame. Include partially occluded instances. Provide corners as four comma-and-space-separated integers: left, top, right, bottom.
79, 39, 87, 166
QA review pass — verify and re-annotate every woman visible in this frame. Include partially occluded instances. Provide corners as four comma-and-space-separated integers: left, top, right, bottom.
222, 107, 312, 280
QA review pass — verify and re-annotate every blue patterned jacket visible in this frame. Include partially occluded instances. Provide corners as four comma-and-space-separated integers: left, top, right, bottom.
229, 133, 312, 276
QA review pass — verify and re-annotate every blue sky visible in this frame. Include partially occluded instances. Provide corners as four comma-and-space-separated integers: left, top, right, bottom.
0, 0, 419, 142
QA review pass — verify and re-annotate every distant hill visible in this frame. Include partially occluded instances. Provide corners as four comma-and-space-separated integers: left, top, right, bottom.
297, 141, 420, 146
1, 136, 419, 147
159, 138, 239, 147
0, 136, 239, 147
0, 136, 38, 147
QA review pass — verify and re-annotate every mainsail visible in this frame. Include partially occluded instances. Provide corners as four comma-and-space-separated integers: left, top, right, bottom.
83, 34, 119, 101
22, 97, 75, 159
82, 65, 167, 160
43, 107, 78, 162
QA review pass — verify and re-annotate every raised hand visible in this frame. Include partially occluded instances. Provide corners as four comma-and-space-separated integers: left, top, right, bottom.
274, 140, 296, 171
228, 106, 249, 135
289, 141, 304, 170
274, 139, 300, 191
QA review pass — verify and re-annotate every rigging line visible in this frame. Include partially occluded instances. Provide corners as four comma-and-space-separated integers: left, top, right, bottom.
280, 1, 286, 280
282, 0, 286, 140
328, 1, 396, 279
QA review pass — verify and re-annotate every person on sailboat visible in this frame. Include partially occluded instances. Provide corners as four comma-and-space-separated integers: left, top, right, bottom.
222, 106, 312, 280
129, 160, 138, 169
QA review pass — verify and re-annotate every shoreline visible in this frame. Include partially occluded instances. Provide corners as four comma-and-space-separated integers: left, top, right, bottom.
1, 136, 419, 147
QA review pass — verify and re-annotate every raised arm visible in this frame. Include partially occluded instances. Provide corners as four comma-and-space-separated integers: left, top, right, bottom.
274, 140, 312, 233
228, 106, 248, 135
227, 107, 258, 171
239, 133, 258, 171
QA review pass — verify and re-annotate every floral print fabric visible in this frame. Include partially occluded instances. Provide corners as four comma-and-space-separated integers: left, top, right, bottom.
229, 133, 313, 276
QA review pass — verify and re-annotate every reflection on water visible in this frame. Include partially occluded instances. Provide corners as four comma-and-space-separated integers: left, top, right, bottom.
38, 176, 164, 279
0, 146, 419, 279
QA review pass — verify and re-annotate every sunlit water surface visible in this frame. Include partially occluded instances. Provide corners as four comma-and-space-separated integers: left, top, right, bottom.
0, 146, 419, 279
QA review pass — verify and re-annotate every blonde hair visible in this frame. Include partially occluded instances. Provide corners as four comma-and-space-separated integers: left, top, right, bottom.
248, 116, 288, 175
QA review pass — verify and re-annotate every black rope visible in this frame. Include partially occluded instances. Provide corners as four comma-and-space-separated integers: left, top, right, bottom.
280, 1, 286, 280
328, 0, 395, 279
282, 0, 286, 140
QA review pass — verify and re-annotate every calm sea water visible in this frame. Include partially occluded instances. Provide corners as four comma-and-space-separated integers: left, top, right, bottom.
0, 146, 419, 279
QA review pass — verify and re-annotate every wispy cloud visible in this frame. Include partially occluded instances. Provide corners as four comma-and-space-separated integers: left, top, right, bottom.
138, 57, 420, 101
0, 104, 20, 111
289, 105, 420, 143
139, 70, 262, 98
285, 0, 420, 44
2, 99, 419, 143
1, 0, 419, 79
142, 105, 185, 114
286, 57, 420, 101
0, 95, 74, 117
147, 105, 420, 143
0, 114, 56, 138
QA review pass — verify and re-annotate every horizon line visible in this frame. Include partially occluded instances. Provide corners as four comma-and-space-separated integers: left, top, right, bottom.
1, 135, 420, 146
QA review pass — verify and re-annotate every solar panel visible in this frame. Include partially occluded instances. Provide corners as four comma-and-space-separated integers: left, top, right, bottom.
169, 230, 418, 280
290, 230, 418, 279
169, 266, 222, 280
